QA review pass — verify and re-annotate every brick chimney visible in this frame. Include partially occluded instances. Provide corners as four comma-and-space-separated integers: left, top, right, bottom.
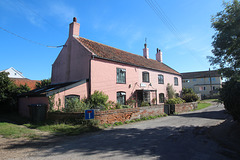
156, 48, 163, 62
69, 17, 80, 37
143, 43, 149, 59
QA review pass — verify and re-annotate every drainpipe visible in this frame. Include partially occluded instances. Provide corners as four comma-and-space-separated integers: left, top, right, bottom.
88, 56, 93, 98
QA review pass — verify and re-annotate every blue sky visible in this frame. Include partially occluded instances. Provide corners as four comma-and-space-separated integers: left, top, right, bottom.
0, 0, 230, 80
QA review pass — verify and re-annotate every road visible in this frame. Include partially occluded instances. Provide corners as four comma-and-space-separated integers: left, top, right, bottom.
7, 104, 240, 160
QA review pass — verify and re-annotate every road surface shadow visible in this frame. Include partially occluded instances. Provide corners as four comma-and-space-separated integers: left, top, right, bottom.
4, 124, 235, 159
177, 109, 228, 120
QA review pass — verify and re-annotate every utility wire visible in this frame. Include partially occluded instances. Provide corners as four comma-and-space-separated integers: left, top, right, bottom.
145, 0, 208, 68
145, 0, 182, 41
0, 26, 65, 48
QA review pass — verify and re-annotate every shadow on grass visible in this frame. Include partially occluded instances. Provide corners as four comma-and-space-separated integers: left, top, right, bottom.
0, 113, 101, 136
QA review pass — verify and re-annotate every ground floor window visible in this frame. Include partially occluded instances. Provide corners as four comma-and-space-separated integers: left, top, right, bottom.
65, 95, 80, 108
159, 93, 164, 103
117, 91, 126, 105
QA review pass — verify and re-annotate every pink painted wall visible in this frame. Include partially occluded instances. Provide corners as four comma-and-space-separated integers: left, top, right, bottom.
51, 81, 88, 110
91, 58, 182, 104
51, 37, 91, 84
18, 97, 48, 118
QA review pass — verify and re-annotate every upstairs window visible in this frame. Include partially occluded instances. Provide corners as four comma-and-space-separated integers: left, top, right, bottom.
117, 68, 126, 84
174, 77, 178, 86
142, 72, 149, 82
117, 91, 126, 105
158, 74, 164, 84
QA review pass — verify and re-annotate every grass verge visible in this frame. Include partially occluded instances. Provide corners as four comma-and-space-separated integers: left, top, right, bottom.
24, 120, 100, 136
196, 102, 212, 110
0, 122, 39, 138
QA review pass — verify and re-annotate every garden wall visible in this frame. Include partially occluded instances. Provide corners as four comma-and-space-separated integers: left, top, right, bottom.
47, 103, 197, 124
174, 102, 197, 113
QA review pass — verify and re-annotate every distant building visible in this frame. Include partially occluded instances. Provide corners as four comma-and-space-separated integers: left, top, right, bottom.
0, 67, 39, 90
181, 70, 222, 98
0, 67, 25, 78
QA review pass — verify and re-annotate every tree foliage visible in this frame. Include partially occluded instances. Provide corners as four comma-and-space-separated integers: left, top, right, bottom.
209, 0, 240, 121
182, 87, 199, 102
0, 72, 30, 112
208, 0, 240, 78
220, 77, 240, 121
166, 83, 176, 99
36, 78, 51, 89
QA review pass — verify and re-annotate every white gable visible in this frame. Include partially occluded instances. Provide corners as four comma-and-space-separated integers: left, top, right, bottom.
0, 67, 25, 78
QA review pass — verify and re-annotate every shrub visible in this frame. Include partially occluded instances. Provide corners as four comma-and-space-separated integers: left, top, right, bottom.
88, 91, 109, 109
182, 93, 199, 102
182, 87, 194, 95
140, 101, 150, 107
167, 83, 176, 99
166, 97, 185, 105
220, 78, 240, 122
126, 98, 136, 107
63, 98, 90, 113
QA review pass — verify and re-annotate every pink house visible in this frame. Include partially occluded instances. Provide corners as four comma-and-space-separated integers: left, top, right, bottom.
19, 17, 182, 117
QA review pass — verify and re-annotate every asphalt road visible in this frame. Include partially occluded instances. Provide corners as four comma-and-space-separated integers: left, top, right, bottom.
12, 104, 240, 160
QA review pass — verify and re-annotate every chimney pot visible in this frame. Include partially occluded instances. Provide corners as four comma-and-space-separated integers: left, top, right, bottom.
73, 17, 77, 22
156, 48, 163, 63
69, 17, 80, 37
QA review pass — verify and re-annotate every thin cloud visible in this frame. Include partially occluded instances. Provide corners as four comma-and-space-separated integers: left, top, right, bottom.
48, 2, 77, 24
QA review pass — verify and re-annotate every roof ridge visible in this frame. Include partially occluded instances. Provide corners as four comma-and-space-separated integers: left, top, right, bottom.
77, 36, 180, 75
78, 36, 176, 66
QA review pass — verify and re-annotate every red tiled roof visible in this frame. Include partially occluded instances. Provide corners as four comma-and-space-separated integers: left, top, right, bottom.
11, 78, 40, 90
76, 37, 181, 75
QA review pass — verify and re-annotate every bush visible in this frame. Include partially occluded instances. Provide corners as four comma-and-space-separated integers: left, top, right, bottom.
167, 83, 176, 99
182, 93, 199, 102
88, 91, 109, 109
63, 98, 90, 113
166, 97, 185, 105
140, 101, 150, 107
182, 87, 194, 94
220, 78, 240, 122
126, 98, 136, 107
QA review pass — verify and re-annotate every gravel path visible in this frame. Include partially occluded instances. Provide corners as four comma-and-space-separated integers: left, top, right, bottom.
1, 104, 239, 160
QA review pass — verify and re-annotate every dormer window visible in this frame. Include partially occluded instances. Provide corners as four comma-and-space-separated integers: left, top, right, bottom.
142, 72, 149, 82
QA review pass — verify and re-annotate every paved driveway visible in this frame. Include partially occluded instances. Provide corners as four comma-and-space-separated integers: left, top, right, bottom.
8, 104, 240, 160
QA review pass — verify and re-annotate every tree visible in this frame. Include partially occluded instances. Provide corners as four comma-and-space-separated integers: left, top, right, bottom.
36, 78, 51, 88
0, 72, 30, 112
209, 0, 240, 121
166, 83, 176, 99
208, 0, 240, 78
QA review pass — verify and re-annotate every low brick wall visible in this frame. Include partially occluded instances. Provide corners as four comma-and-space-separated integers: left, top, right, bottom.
174, 102, 197, 113
94, 108, 139, 124
48, 112, 84, 121
46, 103, 197, 124
139, 104, 164, 118
94, 105, 165, 124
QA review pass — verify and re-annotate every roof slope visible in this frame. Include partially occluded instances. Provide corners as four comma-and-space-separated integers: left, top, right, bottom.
76, 37, 180, 75
19, 80, 86, 97
11, 78, 40, 90
181, 70, 221, 79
